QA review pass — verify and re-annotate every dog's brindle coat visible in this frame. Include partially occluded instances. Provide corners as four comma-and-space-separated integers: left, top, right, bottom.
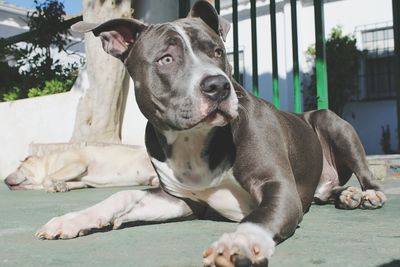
36, 2, 386, 266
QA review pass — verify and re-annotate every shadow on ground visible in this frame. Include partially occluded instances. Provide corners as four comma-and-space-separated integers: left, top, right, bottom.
0, 178, 399, 267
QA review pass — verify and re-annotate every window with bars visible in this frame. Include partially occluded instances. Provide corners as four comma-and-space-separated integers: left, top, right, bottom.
359, 25, 395, 100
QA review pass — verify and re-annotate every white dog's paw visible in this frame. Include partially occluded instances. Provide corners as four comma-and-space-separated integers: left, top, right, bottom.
203, 223, 275, 267
35, 212, 107, 240
43, 180, 69, 193
54, 181, 69, 192
43, 180, 56, 193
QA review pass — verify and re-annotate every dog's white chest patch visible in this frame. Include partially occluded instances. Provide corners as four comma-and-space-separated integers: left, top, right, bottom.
151, 157, 255, 222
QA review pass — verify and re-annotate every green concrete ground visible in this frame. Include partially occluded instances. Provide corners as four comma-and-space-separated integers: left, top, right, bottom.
0, 178, 399, 267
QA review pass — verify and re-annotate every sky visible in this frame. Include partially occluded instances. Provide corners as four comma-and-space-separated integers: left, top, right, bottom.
4, 0, 82, 14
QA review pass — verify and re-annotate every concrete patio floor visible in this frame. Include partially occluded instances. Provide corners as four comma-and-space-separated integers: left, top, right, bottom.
0, 178, 399, 267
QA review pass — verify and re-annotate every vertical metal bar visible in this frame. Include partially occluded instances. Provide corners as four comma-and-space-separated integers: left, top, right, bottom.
392, 0, 400, 149
250, 0, 259, 96
215, 0, 220, 14
313, 0, 329, 109
232, 0, 240, 82
270, 0, 280, 108
179, 0, 190, 18
290, 0, 301, 113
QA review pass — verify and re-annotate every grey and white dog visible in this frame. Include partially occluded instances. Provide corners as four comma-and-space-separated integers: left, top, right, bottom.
36, 1, 386, 266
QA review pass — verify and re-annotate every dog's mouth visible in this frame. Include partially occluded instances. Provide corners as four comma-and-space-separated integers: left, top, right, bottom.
204, 109, 233, 125
191, 107, 236, 129
167, 94, 239, 131
4, 177, 29, 190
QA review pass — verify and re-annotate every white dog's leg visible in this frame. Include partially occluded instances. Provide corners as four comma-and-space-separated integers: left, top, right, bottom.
43, 163, 88, 192
65, 181, 88, 191
35, 188, 193, 239
43, 181, 87, 193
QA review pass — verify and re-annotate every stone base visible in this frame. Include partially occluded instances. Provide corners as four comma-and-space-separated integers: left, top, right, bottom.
367, 154, 400, 180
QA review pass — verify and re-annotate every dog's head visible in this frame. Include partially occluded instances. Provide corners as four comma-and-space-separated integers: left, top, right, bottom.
72, 0, 238, 131
4, 156, 44, 190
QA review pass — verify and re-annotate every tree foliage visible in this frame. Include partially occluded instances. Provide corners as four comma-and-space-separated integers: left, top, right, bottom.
0, 0, 82, 101
28, 0, 69, 50
304, 26, 360, 117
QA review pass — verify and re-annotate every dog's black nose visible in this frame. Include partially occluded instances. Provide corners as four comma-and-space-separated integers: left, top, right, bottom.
200, 75, 231, 101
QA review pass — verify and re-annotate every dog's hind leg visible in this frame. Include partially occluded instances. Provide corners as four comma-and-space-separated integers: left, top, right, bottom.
309, 110, 386, 209
327, 118, 386, 209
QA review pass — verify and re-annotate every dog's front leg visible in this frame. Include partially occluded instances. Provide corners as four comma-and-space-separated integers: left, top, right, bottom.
203, 180, 303, 267
42, 162, 88, 192
36, 188, 193, 239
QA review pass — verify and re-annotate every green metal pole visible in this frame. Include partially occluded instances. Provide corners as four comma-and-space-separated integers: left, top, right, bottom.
270, 0, 280, 108
215, 0, 220, 14
393, 0, 400, 150
313, 0, 329, 109
250, 0, 259, 96
179, 0, 190, 18
232, 0, 240, 82
290, 0, 301, 113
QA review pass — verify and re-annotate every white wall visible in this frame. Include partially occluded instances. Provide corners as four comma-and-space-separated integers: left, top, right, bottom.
0, 91, 80, 178
121, 79, 147, 147
0, 74, 148, 178
0, 69, 90, 177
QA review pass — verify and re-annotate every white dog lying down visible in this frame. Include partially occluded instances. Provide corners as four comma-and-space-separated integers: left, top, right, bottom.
4, 145, 158, 192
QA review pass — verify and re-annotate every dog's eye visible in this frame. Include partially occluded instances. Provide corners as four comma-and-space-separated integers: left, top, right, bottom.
157, 55, 174, 65
214, 48, 224, 58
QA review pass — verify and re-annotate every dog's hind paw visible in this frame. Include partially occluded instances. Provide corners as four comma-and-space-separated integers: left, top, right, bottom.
336, 186, 363, 209
360, 190, 386, 209
203, 223, 274, 267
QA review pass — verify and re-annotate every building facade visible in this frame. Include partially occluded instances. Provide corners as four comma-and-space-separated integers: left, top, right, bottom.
0, 1, 85, 72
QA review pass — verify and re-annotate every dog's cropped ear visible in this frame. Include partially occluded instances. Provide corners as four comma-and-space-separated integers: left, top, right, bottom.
71, 18, 146, 61
188, 0, 231, 41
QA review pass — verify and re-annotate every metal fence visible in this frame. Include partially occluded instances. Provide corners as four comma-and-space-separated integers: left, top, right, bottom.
179, 0, 330, 112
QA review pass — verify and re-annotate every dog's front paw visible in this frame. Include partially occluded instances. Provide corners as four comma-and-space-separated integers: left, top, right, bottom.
54, 181, 69, 192
35, 212, 107, 240
43, 180, 69, 193
203, 223, 275, 267
360, 190, 386, 209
